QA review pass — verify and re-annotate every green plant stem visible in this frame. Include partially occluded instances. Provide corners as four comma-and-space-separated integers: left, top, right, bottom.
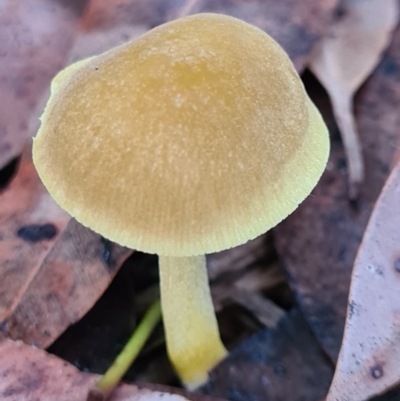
89, 299, 162, 401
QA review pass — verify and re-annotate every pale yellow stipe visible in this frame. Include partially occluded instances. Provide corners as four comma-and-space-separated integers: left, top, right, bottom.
159, 255, 227, 388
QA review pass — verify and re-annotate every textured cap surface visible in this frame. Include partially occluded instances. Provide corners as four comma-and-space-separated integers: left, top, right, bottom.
33, 13, 329, 256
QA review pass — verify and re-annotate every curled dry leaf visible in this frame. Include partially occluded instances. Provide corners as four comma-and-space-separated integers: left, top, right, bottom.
275, 22, 400, 361
0, 0, 88, 169
200, 310, 334, 401
326, 161, 400, 401
0, 339, 221, 401
309, 0, 399, 198
0, 149, 130, 347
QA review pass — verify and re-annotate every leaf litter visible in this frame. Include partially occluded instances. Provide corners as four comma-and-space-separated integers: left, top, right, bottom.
309, 0, 399, 198
326, 161, 400, 401
0, 0, 89, 170
0, 339, 219, 401
275, 21, 400, 362
0, 148, 131, 347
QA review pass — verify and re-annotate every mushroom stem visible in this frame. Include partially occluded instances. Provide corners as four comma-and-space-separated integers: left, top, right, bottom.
159, 255, 227, 389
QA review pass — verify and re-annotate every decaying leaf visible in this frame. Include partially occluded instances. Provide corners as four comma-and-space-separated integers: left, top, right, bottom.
200, 310, 334, 401
309, 0, 399, 198
326, 161, 400, 401
0, 339, 221, 401
0, 0, 88, 170
275, 22, 400, 361
0, 149, 130, 347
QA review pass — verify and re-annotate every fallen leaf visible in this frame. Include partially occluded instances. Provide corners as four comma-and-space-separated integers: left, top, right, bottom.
0, 149, 130, 347
274, 21, 400, 361
200, 309, 334, 401
326, 161, 400, 401
309, 0, 399, 198
0, 339, 222, 401
0, 0, 88, 169
183, 0, 339, 72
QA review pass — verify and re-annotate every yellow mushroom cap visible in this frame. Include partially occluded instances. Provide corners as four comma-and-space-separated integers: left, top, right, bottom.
33, 13, 329, 257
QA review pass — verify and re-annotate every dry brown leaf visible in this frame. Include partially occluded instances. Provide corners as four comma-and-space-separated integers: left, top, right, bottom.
0, 148, 130, 347
310, 0, 399, 198
0, 339, 222, 401
326, 161, 400, 401
275, 22, 400, 361
0, 0, 88, 170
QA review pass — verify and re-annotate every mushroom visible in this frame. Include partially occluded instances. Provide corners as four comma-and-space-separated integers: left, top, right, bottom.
33, 13, 330, 388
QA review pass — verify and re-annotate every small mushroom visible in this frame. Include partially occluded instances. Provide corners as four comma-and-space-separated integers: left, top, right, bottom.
33, 13, 330, 388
